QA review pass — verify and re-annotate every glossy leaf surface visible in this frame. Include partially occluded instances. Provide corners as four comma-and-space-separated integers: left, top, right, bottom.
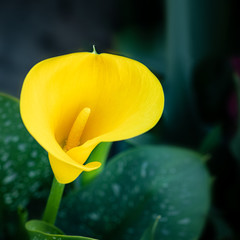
0, 93, 51, 210
0, 93, 52, 239
58, 146, 211, 240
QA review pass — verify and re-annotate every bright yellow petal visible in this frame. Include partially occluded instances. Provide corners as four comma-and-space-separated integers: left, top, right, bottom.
49, 149, 100, 184
20, 51, 164, 183
80, 53, 164, 142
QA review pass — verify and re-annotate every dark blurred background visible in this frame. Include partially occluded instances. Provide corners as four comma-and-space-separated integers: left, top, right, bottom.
1, 0, 240, 239
0, 0, 118, 96
0, 0, 165, 97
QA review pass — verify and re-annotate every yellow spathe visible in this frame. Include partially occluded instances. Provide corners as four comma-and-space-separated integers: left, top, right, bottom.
20, 51, 164, 184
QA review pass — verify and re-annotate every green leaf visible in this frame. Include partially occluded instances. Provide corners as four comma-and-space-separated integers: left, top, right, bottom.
0, 93, 52, 210
26, 220, 98, 240
140, 216, 161, 240
198, 125, 222, 154
58, 146, 211, 240
0, 93, 52, 238
163, 0, 229, 145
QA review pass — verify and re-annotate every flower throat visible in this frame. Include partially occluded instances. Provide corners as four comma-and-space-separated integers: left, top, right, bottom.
64, 107, 91, 151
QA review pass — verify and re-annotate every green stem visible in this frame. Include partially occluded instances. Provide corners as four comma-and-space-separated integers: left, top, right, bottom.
42, 177, 65, 225
81, 142, 112, 186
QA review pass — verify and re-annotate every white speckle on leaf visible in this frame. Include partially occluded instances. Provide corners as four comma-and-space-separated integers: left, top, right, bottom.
1, 113, 7, 119
4, 120, 11, 127
133, 186, 140, 194
178, 218, 191, 225
27, 161, 35, 167
161, 229, 169, 235
141, 162, 148, 178
29, 171, 37, 178
1, 153, 9, 161
168, 210, 179, 216
162, 182, 169, 188
5, 101, 10, 107
160, 217, 168, 222
88, 213, 100, 221
18, 143, 27, 152
112, 183, 121, 196
3, 161, 12, 170
160, 203, 166, 209
4, 136, 12, 144
149, 170, 155, 176
3, 173, 17, 184
31, 150, 38, 158
4, 195, 13, 204
12, 136, 19, 142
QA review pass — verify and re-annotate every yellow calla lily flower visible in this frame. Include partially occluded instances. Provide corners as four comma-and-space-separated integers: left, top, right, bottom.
20, 50, 164, 184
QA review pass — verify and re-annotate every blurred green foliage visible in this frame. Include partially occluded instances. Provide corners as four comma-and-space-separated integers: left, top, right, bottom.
114, 0, 240, 239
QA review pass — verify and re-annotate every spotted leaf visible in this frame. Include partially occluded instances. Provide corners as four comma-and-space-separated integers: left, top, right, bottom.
58, 146, 211, 240
0, 93, 52, 210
